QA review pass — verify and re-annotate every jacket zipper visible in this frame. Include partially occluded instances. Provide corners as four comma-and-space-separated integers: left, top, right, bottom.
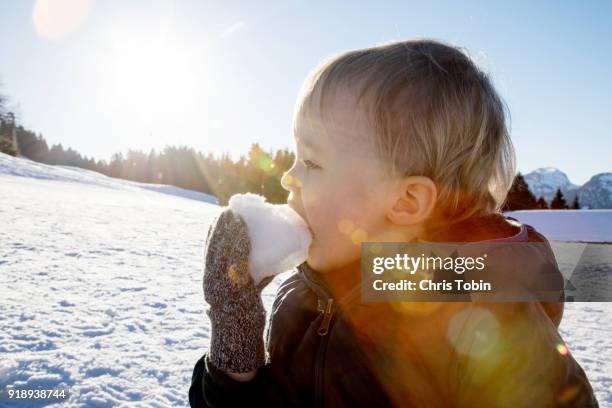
297, 263, 360, 407
314, 298, 335, 407
317, 298, 334, 336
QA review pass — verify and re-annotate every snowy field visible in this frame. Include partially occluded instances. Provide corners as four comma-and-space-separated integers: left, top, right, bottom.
1, 153, 610, 406
506, 209, 612, 243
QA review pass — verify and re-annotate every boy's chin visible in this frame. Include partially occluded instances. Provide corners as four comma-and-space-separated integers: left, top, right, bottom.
305, 248, 326, 272
305, 251, 318, 270
306, 248, 360, 273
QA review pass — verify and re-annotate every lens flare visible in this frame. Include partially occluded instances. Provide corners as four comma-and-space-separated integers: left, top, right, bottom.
227, 262, 249, 286
32, 0, 93, 40
557, 384, 580, 404
303, 193, 319, 206
251, 149, 275, 172
556, 343, 569, 356
351, 228, 368, 245
281, 174, 300, 189
369, 242, 383, 254
390, 301, 443, 315
447, 307, 500, 358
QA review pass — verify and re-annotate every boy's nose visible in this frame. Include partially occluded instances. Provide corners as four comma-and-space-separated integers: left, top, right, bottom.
280, 171, 302, 192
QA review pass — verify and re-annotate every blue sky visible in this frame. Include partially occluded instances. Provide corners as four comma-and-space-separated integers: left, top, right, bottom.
0, 0, 610, 185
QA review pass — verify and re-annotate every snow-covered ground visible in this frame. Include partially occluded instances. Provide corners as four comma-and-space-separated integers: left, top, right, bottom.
2, 154, 219, 205
1, 153, 610, 406
506, 209, 612, 242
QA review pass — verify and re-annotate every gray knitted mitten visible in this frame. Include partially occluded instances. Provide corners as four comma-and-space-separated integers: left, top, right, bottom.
203, 208, 275, 373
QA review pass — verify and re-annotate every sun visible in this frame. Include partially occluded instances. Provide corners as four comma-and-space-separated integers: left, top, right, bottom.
33, 0, 93, 39
101, 27, 210, 127
76, 16, 222, 152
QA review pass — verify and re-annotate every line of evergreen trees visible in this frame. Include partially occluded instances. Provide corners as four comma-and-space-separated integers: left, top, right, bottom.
501, 173, 580, 211
0, 87, 580, 210
0, 120, 294, 205
0, 92, 20, 156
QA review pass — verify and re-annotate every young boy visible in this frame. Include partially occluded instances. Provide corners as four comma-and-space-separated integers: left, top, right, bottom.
189, 39, 598, 407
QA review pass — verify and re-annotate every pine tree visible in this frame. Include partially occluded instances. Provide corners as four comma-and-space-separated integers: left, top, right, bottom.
0, 84, 8, 122
536, 196, 548, 209
571, 195, 580, 210
550, 188, 568, 209
108, 152, 124, 179
0, 136, 18, 156
502, 172, 538, 211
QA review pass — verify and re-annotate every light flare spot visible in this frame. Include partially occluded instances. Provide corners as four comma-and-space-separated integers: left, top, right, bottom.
369, 243, 383, 254
556, 343, 569, 356
351, 228, 368, 245
282, 174, 301, 188
304, 193, 319, 206
447, 307, 500, 358
33, 0, 93, 40
227, 262, 249, 286
557, 384, 580, 404
338, 219, 354, 235
390, 301, 443, 315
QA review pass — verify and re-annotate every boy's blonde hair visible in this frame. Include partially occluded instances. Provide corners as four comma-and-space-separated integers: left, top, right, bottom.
293, 39, 516, 231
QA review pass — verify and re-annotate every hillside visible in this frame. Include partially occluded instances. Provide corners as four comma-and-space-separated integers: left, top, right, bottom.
0, 153, 219, 205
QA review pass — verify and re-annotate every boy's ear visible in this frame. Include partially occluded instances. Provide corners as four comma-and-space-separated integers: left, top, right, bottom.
386, 176, 437, 226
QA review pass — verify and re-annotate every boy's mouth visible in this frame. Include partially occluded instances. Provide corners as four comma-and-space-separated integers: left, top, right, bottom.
287, 199, 312, 236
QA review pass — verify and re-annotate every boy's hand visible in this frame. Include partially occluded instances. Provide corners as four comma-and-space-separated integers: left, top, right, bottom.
203, 208, 274, 374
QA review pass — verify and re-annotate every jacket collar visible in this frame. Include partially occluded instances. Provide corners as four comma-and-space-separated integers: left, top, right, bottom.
297, 259, 363, 305
421, 213, 528, 243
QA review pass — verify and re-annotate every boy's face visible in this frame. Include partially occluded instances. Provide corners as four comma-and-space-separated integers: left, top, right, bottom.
282, 87, 403, 272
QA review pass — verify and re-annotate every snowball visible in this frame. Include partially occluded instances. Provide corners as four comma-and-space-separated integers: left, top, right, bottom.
228, 192, 313, 286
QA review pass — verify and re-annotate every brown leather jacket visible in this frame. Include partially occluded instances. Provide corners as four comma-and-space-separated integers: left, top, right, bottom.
189, 214, 599, 407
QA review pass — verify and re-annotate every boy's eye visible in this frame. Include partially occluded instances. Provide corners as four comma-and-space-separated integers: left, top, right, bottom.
301, 159, 321, 170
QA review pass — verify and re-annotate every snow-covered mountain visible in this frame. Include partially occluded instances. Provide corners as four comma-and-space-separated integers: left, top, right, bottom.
524, 167, 612, 209
523, 167, 578, 201
566, 173, 612, 210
